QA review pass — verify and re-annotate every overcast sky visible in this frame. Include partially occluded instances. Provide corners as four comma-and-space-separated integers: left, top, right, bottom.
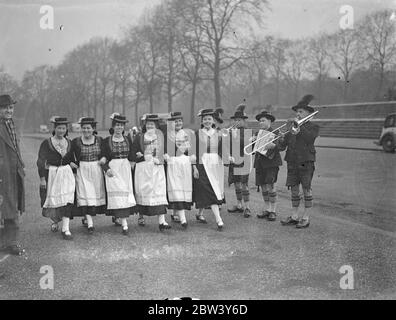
0, 0, 394, 79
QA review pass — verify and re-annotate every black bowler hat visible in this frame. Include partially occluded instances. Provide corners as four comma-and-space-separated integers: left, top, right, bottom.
0, 94, 17, 108
78, 117, 97, 125
255, 110, 275, 122
230, 104, 248, 119
110, 113, 129, 123
292, 94, 315, 113
168, 112, 183, 121
50, 116, 69, 125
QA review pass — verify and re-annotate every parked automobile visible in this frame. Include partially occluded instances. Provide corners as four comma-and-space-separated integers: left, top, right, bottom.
374, 113, 396, 152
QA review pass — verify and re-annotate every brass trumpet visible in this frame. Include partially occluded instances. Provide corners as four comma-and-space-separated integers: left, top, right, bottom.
244, 111, 318, 156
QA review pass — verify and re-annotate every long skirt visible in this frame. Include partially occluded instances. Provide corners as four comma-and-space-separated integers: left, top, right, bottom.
75, 161, 106, 216
104, 159, 136, 218
42, 165, 75, 221
135, 161, 168, 216
167, 155, 193, 210
193, 153, 225, 209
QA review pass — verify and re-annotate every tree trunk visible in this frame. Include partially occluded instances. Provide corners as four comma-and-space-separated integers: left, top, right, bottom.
317, 74, 322, 104
214, 49, 221, 109
167, 36, 174, 113
149, 83, 154, 114
111, 82, 117, 114
121, 80, 126, 116
376, 64, 385, 100
343, 80, 348, 102
101, 83, 107, 129
93, 75, 98, 124
135, 81, 141, 127
275, 71, 280, 105
190, 79, 197, 124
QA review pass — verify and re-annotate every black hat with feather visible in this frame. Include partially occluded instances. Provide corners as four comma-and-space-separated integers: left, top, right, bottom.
214, 108, 224, 124
230, 104, 248, 119
292, 94, 315, 113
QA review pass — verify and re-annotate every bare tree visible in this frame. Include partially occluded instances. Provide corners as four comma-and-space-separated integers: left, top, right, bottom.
307, 34, 331, 104
358, 9, 396, 99
172, 0, 209, 122
21, 65, 55, 124
0, 66, 19, 95
197, 0, 268, 108
282, 39, 308, 102
328, 29, 362, 102
129, 22, 163, 114
264, 36, 289, 105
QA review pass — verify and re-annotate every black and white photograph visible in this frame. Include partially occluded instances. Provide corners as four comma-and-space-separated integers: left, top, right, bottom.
0, 0, 395, 304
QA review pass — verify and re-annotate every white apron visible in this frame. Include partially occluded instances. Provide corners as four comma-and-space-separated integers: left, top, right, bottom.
167, 155, 192, 202
43, 165, 75, 208
135, 161, 168, 206
105, 159, 136, 210
76, 161, 106, 207
202, 153, 225, 201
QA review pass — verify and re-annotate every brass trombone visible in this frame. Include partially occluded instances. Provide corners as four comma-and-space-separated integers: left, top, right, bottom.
221, 120, 241, 136
244, 111, 319, 156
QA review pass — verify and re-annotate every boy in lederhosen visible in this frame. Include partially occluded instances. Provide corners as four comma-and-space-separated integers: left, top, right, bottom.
227, 104, 252, 217
278, 95, 319, 229
253, 111, 282, 221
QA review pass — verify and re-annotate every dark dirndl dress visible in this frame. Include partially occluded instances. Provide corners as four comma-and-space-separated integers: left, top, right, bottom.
193, 163, 225, 209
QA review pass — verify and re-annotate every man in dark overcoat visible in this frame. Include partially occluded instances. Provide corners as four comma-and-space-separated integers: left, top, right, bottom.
0, 94, 25, 263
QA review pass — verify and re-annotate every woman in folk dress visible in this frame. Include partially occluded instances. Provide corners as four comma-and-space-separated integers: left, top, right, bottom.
37, 116, 77, 240
71, 117, 106, 234
192, 109, 226, 230
164, 112, 195, 228
101, 113, 136, 235
131, 114, 170, 232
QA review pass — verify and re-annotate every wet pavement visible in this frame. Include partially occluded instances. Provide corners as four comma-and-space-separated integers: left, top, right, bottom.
0, 137, 394, 300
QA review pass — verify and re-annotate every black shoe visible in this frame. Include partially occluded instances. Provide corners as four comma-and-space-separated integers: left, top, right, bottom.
87, 226, 95, 234
243, 208, 251, 218
61, 232, 73, 240
296, 218, 310, 229
217, 222, 224, 231
195, 214, 207, 224
112, 217, 122, 226
227, 205, 244, 213
138, 216, 145, 227
257, 210, 270, 219
159, 224, 172, 232
280, 216, 299, 226
171, 215, 181, 223
4, 244, 25, 256
181, 222, 188, 229
122, 228, 129, 235
267, 212, 277, 221
51, 223, 59, 232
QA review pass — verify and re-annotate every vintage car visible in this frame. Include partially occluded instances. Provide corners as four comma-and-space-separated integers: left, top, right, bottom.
374, 113, 396, 152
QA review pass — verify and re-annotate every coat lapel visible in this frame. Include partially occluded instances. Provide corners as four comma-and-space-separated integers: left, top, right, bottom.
0, 121, 16, 151
0, 121, 24, 167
